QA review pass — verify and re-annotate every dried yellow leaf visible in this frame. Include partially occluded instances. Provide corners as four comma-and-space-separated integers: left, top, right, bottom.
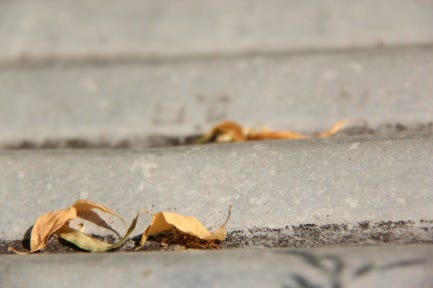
58, 212, 140, 252
9, 206, 77, 254
29, 206, 77, 253
198, 120, 367, 143
139, 206, 232, 248
9, 199, 126, 254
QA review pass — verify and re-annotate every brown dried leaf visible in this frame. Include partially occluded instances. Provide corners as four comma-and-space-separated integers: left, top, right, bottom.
9, 199, 125, 254
139, 206, 232, 248
198, 120, 367, 143
30, 206, 77, 252
9, 206, 77, 254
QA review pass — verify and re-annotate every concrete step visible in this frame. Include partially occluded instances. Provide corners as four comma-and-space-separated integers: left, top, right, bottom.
1, 47, 433, 148
1, 246, 432, 287
1, 134, 432, 246
1, 0, 433, 64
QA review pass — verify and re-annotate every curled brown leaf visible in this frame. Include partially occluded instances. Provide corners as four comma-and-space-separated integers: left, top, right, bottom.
9, 199, 126, 254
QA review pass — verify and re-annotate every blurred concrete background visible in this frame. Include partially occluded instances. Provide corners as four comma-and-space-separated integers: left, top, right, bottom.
0, 0, 432, 148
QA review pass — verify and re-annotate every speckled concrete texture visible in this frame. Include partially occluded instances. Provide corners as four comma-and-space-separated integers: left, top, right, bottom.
1, 134, 432, 243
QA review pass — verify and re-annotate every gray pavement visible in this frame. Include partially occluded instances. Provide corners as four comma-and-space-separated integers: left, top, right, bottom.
1, 47, 433, 148
1, 0, 433, 64
1, 134, 432, 243
1, 246, 433, 288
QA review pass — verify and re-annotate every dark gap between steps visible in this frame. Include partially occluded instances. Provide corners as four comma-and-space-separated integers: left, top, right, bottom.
2, 122, 432, 150
1, 219, 432, 255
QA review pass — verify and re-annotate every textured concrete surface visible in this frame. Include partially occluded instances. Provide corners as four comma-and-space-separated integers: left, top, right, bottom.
1, 246, 432, 288
1, 47, 433, 147
1, 0, 433, 63
0, 134, 432, 241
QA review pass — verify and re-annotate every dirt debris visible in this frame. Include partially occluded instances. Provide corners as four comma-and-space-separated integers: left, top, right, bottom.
2, 220, 432, 254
